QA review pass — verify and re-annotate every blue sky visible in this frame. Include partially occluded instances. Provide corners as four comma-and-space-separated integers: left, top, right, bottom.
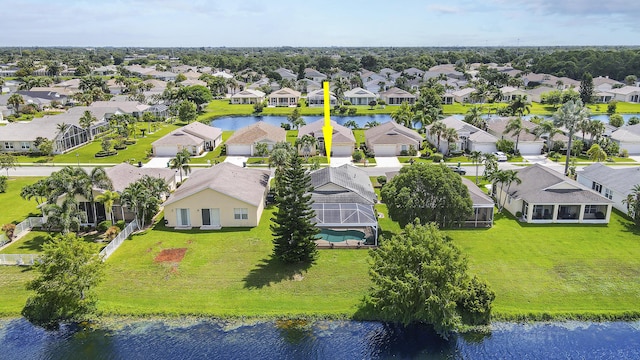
3, 0, 639, 47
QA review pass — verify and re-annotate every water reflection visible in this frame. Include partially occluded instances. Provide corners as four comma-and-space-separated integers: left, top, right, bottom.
2, 318, 640, 359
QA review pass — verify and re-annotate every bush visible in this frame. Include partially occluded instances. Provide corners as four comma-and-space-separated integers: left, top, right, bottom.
343, 101, 352, 106
620, 149, 629, 158
2, 223, 16, 241
515, 211, 523, 218
376, 176, 387, 186
97, 220, 112, 232
0, 176, 7, 193
607, 101, 617, 115
457, 276, 495, 326
420, 151, 431, 159
115, 220, 126, 230
347, 108, 357, 116
352, 150, 364, 163
400, 150, 408, 156
496, 139, 515, 154
95, 151, 118, 158
104, 226, 120, 240
432, 153, 444, 163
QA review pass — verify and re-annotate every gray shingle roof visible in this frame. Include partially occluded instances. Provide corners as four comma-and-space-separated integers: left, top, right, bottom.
364, 121, 423, 146
163, 163, 269, 207
298, 119, 355, 144
507, 164, 613, 204
579, 163, 640, 195
461, 177, 494, 206
310, 164, 376, 205
105, 163, 175, 192
225, 121, 286, 145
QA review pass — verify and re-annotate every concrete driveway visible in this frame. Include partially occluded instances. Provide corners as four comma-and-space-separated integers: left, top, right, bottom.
374, 157, 401, 168
143, 157, 173, 168
329, 157, 353, 167
224, 156, 249, 167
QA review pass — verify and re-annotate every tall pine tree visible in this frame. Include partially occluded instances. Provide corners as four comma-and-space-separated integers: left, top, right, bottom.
579, 72, 594, 104
271, 153, 319, 264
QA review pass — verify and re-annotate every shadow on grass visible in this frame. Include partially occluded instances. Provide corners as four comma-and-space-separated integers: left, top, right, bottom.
243, 256, 312, 289
147, 220, 252, 234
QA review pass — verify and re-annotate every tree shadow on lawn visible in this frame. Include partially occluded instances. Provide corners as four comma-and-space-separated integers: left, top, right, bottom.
145, 220, 252, 235
243, 257, 312, 289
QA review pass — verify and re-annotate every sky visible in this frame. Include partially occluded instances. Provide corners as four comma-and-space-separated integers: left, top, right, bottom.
2, 0, 639, 47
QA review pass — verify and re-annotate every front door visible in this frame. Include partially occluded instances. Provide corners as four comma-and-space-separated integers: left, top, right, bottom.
177, 208, 190, 226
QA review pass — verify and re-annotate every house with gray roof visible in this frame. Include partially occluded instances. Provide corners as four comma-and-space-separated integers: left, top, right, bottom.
225, 121, 286, 156
267, 87, 301, 107
310, 164, 378, 245
298, 119, 355, 157
610, 86, 640, 103
152, 122, 222, 156
364, 121, 423, 156
486, 117, 568, 155
304, 68, 327, 82
610, 123, 640, 154
163, 162, 270, 229
296, 78, 322, 93
379, 87, 416, 105
230, 89, 265, 105
344, 87, 377, 106
495, 164, 612, 224
577, 163, 640, 213
306, 88, 337, 107
425, 116, 498, 155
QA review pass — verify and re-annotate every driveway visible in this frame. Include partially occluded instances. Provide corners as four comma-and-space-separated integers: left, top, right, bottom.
522, 155, 549, 164
143, 157, 173, 168
329, 157, 353, 167
224, 156, 249, 167
374, 156, 402, 168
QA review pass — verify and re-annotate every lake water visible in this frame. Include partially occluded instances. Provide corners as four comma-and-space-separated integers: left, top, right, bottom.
2, 318, 640, 359
209, 114, 640, 131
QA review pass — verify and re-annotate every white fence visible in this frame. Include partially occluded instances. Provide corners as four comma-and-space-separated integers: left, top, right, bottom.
99, 220, 138, 261
15, 217, 44, 238
0, 253, 39, 266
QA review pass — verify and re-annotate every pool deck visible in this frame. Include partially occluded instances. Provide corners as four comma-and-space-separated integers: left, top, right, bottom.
315, 239, 376, 249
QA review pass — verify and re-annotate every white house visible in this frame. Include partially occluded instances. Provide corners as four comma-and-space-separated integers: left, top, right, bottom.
577, 163, 640, 214
306, 89, 337, 107
344, 87, 377, 106
425, 116, 498, 154
225, 121, 286, 156
610, 124, 640, 154
230, 89, 265, 104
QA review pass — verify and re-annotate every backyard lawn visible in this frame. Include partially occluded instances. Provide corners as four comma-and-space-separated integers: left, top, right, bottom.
0, 177, 44, 225
447, 210, 640, 320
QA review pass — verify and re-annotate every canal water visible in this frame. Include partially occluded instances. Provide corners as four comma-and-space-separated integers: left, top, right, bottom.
210, 114, 639, 131
2, 318, 640, 359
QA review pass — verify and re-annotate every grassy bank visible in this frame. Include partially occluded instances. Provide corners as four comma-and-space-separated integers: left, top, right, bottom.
0, 177, 44, 225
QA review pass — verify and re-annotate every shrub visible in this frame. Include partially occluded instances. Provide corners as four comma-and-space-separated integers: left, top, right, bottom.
496, 139, 515, 154
2, 223, 16, 240
0, 176, 7, 193
352, 150, 364, 163
347, 108, 357, 116
432, 153, 444, 163
515, 211, 523, 218
116, 220, 126, 230
104, 226, 120, 240
253, 102, 264, 114
620, 149, 629, 158
343, 101, 352, 106
400, 150, 408, 156
407, 145, 418, 156
376, 176, 387, 186
97, 220, 112, 232
607, 101, 617, 115
420, 151, 431, 159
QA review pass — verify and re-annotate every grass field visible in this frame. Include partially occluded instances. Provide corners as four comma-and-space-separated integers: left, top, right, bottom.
0, 177, 44, 225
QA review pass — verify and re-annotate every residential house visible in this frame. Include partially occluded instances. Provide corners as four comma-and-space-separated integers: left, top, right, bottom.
364, 79, 392, 94
486, 117, 566, 155
610, 86, 640, 103
344, 87, 377, 106
610, 124, 640, 154
306, 88, 337, 107
248, 78, 280, 92
62, 163, 176, 226
379, 68, 400, 81
304, 68, 327, 82
494, 164, 612, 224
593, 76, 624, 91
310, 164, 378, 245
152, 122, 222, 156
452, 88, 476, 103
594, 91, 615, 104
298, 119, 355, 157
364, 121, 423, 156
230, 89, 266, 104
91, 101, 150, 118
442, 93, 454, 105
267, 87, 301, 107
425, 116, 498, 154
225, 121, 286, 156
499, 86, 529, 102
296, 78, 322, 93
147, 104, 169, 119
577, 163, 640, 214
379, 87, 416, 105
163, 162, 270, 229
274, 68, 297, 81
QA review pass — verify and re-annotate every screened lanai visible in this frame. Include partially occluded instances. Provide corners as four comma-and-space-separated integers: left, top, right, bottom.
311, 203, 378, 246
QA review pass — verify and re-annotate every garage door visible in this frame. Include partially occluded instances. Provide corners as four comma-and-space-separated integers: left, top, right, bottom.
620, 142, 640, 155
469, 143, 496, 154
332, 145, 354, 157
154, 146, 178, 157
373, 144, 397, 156
226, 144, 252, 156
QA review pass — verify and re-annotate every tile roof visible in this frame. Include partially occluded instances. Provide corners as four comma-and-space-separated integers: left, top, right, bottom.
163, 162, 269, 207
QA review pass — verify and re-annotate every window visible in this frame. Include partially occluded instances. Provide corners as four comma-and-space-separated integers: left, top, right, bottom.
584, 205, 599, 214
604, 188, 613, 200
177, 208, 190, 226
21, 142, 30, 150
592, 182, 602, 193
4, 142, 13, 149
234, 208, 248, 220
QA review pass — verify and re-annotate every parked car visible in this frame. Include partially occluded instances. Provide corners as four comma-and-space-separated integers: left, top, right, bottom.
447, 166, 466, 175
493, 151, 508, 162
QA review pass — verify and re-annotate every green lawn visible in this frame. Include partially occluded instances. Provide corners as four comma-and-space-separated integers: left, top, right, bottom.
94, 208, 370, 317
0, 230, 105, 255
0, 177, 44, 225
447, 210, 640, 320
554, 155, 636, 164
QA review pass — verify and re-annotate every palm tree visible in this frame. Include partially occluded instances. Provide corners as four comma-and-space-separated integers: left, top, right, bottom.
95, 190, 120, 224
464, 106, 484, 128
169, 149, 191, 183
79, 110, 96, 141
554, 99, 590, 176
509, 95, 531, 117
482, 153, 498, 179
390, 102, 413, 128
343, 120, 358, 130
623, 184, 640, 226
443, 127, 459, 155
586, 144, 607, 162
588, 119, 606, 143
429, 121, 447, 153
254, 142, 269, 157
287, 109, 305, 130
491, 169, 522, 212
469, 151, 483, 184
296, 135, 317, 159
531, 119, 563, 151
332, 77, 349, 104
7, 94, 25, 114
504, 117, 525, 153
44, 197, 81, 234
365, 120, 380, 129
